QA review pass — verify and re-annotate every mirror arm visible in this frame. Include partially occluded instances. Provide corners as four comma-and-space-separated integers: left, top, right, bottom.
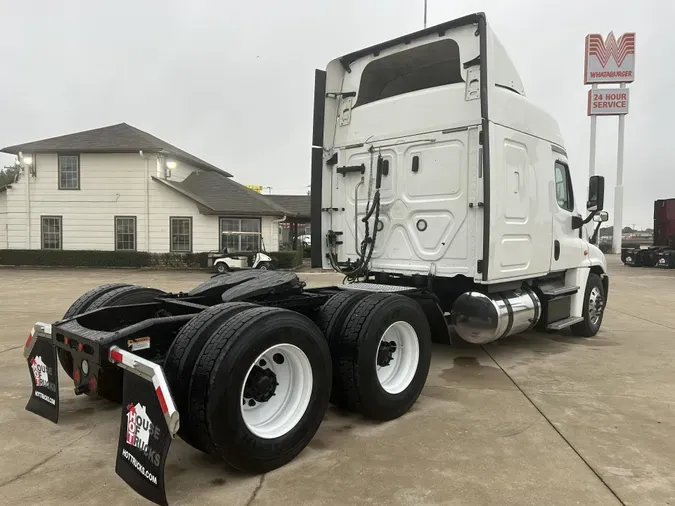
583, 209, 598, 225
590, 221, 601, 245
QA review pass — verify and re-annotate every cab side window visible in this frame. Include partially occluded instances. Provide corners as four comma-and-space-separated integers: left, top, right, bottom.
554, 161, 574, 212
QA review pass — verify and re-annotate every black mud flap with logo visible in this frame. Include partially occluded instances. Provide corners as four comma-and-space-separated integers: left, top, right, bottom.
115, 371, 172, 506
25, 332, 59, 423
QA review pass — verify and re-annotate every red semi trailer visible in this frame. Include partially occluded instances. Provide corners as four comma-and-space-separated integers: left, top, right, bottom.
622, 199, 675, 267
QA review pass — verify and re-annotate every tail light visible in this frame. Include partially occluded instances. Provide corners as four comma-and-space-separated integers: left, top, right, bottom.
73, 367, 81, 384
25, 332, 33, 350
89, 375, 97, 393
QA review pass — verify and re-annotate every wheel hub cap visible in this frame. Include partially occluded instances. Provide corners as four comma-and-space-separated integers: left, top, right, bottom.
243, 366, 278, 403
588, 286, 604, 325
377, 341, 398, 367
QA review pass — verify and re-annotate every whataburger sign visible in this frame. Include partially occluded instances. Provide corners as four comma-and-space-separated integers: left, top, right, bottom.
584, 32, 635, 84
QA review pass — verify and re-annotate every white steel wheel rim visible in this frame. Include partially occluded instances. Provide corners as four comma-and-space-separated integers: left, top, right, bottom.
376, 321, 419, 394
240, 343, 313, 439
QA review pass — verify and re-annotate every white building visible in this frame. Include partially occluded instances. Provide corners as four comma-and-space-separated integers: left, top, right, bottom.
0, 123, 299, 253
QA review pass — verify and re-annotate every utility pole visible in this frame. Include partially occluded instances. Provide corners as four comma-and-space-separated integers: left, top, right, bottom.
423, 0, 427, 28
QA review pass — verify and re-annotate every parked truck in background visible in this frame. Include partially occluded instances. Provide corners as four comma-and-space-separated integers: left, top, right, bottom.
24, 13, 610, 505
622, 198, 675, 267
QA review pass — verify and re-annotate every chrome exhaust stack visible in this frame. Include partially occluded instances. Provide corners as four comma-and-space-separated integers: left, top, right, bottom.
450, 287, 541, 344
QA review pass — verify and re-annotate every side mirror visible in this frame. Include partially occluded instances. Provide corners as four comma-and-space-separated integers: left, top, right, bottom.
587, 175, 605, 212
593, 210, 609, 223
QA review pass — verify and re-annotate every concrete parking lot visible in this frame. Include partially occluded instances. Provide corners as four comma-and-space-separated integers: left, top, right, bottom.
1, 257, 674, 505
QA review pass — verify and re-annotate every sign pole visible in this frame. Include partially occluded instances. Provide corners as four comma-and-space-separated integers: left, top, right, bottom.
588, 83, 598, 177
423, 0, 427, 28
612, 83, 627, 254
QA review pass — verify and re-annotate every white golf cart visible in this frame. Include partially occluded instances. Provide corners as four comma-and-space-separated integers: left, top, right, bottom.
212, 233, 275, 273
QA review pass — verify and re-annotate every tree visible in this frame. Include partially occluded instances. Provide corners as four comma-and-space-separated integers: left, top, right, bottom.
0, 163, 20, 187
622, 226, 634, 233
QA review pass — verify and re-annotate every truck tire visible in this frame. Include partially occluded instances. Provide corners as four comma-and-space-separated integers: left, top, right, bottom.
164, 302, 257, 451
86, 285, 166, 311
333, 293, 432, 420
58, 283, 132, 378
86, 285, 166, 402
571, 273, 605, 337
188, 306, 331, 472
314, 290, 369, 405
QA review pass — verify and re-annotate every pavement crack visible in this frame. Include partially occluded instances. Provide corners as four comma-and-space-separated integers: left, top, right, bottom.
245, 473, 266, 506
0, 345, 23, 354
0, 425, 96, 489
481, 345, 626, 506
606, 307, 675, 332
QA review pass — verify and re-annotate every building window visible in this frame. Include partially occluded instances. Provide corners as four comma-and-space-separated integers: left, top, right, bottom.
58, 155, 80, 190
115, 216, 136, 251
220, 218, 260, 251
41, 216, 62, 250
170, 217, 192, 252
554, 161, 574, 212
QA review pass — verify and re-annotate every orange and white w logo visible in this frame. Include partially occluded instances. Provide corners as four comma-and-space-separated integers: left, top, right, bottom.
587, 32, 635, 68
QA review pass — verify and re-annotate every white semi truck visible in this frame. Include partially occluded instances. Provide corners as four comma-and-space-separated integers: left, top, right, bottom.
311, 12, 609, 344
23, 13, 609, 505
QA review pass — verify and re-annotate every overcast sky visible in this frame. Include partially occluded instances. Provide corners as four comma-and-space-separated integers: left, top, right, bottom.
1, 0, 672, 228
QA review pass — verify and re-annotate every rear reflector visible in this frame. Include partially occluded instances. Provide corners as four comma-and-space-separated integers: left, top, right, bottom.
89, 375, 97, 393
73, 368, 81, 384
25, 333, 33, 350
110, 349, 123, 363
156, 386, 168, 414
77, 343, 84, 352
64, 337, 69, 345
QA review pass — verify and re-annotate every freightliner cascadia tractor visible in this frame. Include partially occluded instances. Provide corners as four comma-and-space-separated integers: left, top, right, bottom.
24, 13, 608, 505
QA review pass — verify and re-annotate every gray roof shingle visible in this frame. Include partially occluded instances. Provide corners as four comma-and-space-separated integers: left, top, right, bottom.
1, 122, 230, 176
154, 171, 295, 217
267, 195, 311, 219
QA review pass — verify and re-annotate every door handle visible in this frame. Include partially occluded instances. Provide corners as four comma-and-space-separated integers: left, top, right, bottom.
554, 240, 560, 261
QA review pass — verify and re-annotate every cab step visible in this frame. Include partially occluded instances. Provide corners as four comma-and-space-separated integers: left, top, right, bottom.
538, 284, 579, 297
546, 316, 584, 331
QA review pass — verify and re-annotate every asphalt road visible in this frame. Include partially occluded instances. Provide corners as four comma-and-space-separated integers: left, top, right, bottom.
0, 257, 673, 505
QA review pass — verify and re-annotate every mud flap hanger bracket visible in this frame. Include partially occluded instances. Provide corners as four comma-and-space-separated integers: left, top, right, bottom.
109, 346, 180, 437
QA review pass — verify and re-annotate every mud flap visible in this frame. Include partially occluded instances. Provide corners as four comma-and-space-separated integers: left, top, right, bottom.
115, 371, 171, 505
25, 325, 59, 423
110, 346, 179, 506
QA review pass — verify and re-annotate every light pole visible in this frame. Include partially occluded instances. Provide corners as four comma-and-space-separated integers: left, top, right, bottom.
423, 0, 427, 28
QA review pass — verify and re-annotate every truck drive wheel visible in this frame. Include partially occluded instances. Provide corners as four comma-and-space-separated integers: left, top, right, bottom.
164, 302, 257, 451
571, 273, 605, 337
58, 283, 132, 378
332, 293, 432, 421
188, 306, 331, 472
314, 290, 369, 405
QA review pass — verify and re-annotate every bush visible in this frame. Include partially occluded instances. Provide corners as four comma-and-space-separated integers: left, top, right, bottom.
149, 252, 209, 268
269, 248, 303, 269
0, 249, 209, 269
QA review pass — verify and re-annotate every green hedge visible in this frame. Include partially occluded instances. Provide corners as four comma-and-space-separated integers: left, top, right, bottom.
0, 249, 209, 269
0, 249, 304, 269
270, 249, 303, 269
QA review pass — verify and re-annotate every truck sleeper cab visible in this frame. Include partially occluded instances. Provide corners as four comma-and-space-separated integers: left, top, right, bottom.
311, 12, 609, 342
